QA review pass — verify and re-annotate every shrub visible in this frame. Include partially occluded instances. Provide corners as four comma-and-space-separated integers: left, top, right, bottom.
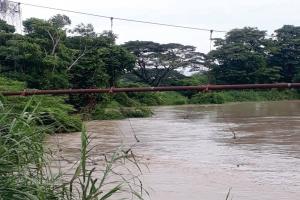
0, 103, 59, 199
92, 100, 152, 120
0, 103, 146, 200
0, 77, 82, 132
190, 89, 300, 104
156, 92, 188, 105
0, 76, 25, 91
121, 107, 152, 118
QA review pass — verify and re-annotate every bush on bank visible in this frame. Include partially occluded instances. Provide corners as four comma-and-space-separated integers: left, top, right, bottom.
0, 101, 59, 199
0, 76, 82, 132
190, 89, 300, 104
0, 99, 145, 199
92, 99, 152, 120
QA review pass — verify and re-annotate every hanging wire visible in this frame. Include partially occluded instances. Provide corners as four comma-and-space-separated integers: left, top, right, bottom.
11, 1, 227, 34
11, 0, 276, 51
110, 17, 113, 32
18, 2, 23, 34
209, 29, 213, 51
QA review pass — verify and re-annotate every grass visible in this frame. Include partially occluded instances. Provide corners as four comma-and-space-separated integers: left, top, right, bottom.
92, 100, 152, 120
0, 76, 82, 132
0, 76, 25, 92
0, 98, 146, 199
61, 130, 147, 200
0, 100, 59, 199
126, 91, 187, 106
190, 89, 300, 104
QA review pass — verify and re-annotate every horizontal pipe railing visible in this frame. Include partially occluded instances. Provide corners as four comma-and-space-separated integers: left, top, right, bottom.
1, 83, 300, 96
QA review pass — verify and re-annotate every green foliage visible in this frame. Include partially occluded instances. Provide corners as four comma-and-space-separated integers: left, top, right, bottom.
0, 20, 15, 33
172, 73, 209, 97
127, 92, 163, 106
190, 92, 228, 104
92, 101, 124, 120
113, 93, 140, 107
176, 74, 209, 86
121, 107, 152, 118
99, 45, 136, 87
123, 41, 205, 86
0, 76, 82, 132
155, 92, 188, 105
190, 90, 300, 104
117, 81, 188, 106
0, 104, 146, 200
0, 103, 59, 199
1, 15, 136, 110
6, 96, 82, 133
0, 76, 25, 91
61, 130, 146, 200
269, 25, 300, 82
207, 27, 282, 84
207, 26, 300, 85
2, 15, 300, 121
92, 100, 152, 120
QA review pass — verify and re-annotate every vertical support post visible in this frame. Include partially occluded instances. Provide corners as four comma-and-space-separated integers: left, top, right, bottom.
209, 29, 214, 51
207, 30, 214, 85
110, 17, 113, 33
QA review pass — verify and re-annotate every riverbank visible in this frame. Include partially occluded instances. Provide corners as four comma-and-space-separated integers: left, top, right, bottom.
1, 76, 300, 123
2, 77, 300, 199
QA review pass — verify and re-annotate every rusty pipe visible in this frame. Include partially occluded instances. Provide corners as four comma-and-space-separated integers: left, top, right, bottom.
1, 83, 300, 96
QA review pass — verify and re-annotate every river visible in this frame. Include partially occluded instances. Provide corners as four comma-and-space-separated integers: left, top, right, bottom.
46, 101, 300, 200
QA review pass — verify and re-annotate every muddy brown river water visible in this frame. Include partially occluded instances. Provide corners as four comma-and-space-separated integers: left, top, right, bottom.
47, 101, 300, 200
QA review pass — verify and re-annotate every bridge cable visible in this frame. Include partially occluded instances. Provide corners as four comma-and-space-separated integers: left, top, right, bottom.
12, 1, 228, 33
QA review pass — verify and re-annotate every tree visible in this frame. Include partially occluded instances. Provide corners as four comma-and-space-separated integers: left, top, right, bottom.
66, 25, 136, 108
0, 16, 73, 89
99, 45, 135, 87
269, 25, 300, 82
23, 15, 70, 56
49, 14, 71, 29
0, 20, 15, 33
207, 27, 281, 84
123, 41, 204, 86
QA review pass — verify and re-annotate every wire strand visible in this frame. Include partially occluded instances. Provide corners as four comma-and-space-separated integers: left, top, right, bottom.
12, 1, 228, 33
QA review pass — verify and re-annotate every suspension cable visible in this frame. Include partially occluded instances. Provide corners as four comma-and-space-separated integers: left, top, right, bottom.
11, 1, 227, 33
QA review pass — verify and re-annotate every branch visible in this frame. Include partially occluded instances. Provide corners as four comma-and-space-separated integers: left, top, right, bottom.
51, 36, 60, 55
46, 30, 60, 55
67, 47, 87, 71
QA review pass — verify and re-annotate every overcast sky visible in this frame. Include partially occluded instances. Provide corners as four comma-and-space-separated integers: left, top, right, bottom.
13, 0, 300, 52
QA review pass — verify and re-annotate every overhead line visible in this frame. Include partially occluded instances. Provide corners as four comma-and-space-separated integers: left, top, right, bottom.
12, 1, 228, 33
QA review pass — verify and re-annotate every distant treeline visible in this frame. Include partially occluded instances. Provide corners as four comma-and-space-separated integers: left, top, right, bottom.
1, 15, 300, 109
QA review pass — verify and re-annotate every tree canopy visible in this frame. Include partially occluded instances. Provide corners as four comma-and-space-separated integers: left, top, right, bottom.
1, 16, 300, 109
123, 41, 205, 86
207, 26, 300, 84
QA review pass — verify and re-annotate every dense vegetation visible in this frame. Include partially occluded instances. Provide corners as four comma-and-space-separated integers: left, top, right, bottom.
0, 15, 300, 118
207, 26, 300, 84
1, 14, 300, 200
0, 102, 145, 199
1, 15, 300, 121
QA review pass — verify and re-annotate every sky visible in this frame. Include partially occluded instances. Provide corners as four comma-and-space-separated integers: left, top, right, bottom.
6, 0, 300, 53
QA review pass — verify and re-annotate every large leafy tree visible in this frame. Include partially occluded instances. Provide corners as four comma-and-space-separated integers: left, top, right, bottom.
207, 27, 281, 84
66, 24, 109, 89
0, 20, 15, 33
66, 25, 135, 108
269, 25, 300, 82
99, 45, 135, 87
123, 41, 204, 86
0, 15, 73, 89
